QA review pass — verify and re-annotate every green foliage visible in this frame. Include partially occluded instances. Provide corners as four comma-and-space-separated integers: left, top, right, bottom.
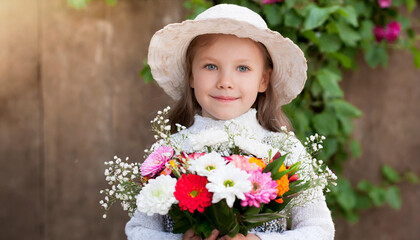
68, 0, 116, 9
174, 0, 419, 224
83, 0, 420, 224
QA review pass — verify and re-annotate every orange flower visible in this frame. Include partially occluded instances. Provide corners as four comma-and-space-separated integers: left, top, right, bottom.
249, 157, 267, 169
276, 164, 289, 197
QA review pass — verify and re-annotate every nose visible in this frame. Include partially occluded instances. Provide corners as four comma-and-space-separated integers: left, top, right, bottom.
216, 70, 234, 89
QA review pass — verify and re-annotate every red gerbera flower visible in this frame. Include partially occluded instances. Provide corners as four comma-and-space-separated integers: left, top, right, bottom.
174, 174, 213, 213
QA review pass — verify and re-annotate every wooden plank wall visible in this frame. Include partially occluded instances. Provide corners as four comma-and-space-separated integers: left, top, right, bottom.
0, 0, 419, 240
0, 0, 183, 239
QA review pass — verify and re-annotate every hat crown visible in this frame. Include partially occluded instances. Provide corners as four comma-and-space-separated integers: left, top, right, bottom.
195, 4, 268, 30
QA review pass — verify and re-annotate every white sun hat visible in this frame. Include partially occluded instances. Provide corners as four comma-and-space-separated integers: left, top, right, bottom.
147, 4, 307, 106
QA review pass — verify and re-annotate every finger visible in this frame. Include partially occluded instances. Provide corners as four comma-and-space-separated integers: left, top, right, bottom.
183, 229, 195, 240
205, 229, 219, 240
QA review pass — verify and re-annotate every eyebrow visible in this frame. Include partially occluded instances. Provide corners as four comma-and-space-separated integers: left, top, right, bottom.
196, 56, 254, 64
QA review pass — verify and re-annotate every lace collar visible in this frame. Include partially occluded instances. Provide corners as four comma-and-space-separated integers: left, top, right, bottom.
187, 109, 268, 138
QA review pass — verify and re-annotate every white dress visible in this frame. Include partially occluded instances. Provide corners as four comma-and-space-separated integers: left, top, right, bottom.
125, 109, 335, 240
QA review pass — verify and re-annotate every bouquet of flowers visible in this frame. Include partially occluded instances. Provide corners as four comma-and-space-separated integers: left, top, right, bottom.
100, 107, 337, 238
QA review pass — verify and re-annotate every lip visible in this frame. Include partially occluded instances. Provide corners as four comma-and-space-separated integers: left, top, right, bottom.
211, 95, 239, 102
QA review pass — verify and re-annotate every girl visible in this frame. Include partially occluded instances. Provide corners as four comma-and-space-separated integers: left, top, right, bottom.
126, 4, 334, 240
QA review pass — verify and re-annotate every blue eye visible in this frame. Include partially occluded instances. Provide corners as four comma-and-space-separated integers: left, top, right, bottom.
205, 64, 217, 70
237, 66, 249, 72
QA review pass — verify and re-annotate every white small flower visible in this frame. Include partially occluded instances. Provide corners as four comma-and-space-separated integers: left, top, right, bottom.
206, 164, 252, 208
136, 175, 178, 216
188, 152, 227, 177
234, 136, 273, 159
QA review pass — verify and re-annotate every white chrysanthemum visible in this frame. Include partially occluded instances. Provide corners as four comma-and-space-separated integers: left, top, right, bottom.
188, 152, 227, 177
234, 136, 273, 159
190, 129, 229, 151
206, 164, 252, 208
136, 175, 178, 216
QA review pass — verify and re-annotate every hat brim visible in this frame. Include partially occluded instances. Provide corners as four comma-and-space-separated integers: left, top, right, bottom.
148, 18, 307, 106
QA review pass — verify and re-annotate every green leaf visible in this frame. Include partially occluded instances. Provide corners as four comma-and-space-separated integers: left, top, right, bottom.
386, 186, 402, 209
404, 171, 420, 184
382, 165, 401, 184
364, 44, 388, 68
284, 10, 303, 28
333, 99, 362, 118
301, 30, 319, 45
303, 5, 339, 30
349, 139, 362, 158
204, 200, 237, 236
336, 179, 357, 211
405, 0, 417, 12
263, 4, 282, 26
337, 115, 354, 136
410, 46, 420, 68
329, 52, 353, 69
337, 6, 358, 27
316, 69, 343, 98
68, 0, 91, 9
263, 154, 288, 176
368, 186, 387, 206
357, 180, 373, 192
355, 195, 373, 210
105, 0, 117, 6
334, 21, 361, 47
140, 59, 155, 83
319, 34, 341, 53
312, 111, 339, 135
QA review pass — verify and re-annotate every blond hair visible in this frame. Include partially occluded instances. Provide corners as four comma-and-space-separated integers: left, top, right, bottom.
168, 34, 292, 133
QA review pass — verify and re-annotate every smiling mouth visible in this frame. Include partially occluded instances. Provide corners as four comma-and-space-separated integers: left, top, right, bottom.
211, 96, 239, 102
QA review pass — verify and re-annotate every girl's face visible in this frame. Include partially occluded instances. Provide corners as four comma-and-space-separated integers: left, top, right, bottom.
191, 34, 270, 120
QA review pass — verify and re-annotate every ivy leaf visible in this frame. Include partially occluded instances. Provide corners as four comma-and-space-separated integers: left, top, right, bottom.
334, 20, 361, 47
105, 0, 117, 6
404, 171, 420, 184
337, 6, 358, 27
301, 30, 319, 45
382, 165, 401, 184
364, 44, 388, 68
386, 186, 402, 209
313, 111, 339, 135
263, 4, 282, 26
349, 139, 362, 158
329, 52, 353, 69
410, 46, 420, 68
357, 180, 373, 192
336, 179, 357, 211
140, 59, 155, 83
316, 69, 343, 98
337, 116, 354, 136
368, 186, 387, 206
405, 0, 417, 12
303, 5, 339, 30
284, 10, 302, 28
333, 99, 362, 118
356, 195, 372, 210
319, 34, 341, 53
68, 0, 91, 9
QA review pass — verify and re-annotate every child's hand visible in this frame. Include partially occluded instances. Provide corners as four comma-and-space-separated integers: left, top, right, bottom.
217, 233, 260, 240
182, 229, 220, 240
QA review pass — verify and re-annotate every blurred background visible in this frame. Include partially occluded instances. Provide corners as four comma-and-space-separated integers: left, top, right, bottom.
1, 0, 419, 239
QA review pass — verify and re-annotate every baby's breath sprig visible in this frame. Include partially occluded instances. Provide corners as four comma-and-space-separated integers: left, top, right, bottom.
150, 106, 173, 143
304, 133, 326, 156
100, 156, 142, 218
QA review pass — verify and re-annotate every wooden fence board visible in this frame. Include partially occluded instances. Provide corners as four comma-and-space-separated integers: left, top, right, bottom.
0, 0, 43, 239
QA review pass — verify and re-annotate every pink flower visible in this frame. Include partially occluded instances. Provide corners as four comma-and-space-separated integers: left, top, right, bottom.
378, 0, 392, 8
141, 146, 174, 177
373, 26, 386, 42
385, 21, 401, 43
225, 155, 261, 172
373, 21, 401, 43
188, 152, 206, 160
241, 171, 278, 208
261, 0, 283, 4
